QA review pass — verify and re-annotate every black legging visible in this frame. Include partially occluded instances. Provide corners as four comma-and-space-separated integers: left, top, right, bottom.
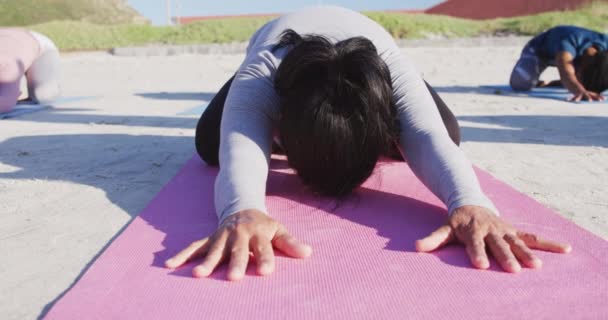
195, 76, 461, 166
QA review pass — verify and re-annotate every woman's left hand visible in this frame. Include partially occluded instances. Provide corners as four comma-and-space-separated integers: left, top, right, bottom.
415, 205, 572, 273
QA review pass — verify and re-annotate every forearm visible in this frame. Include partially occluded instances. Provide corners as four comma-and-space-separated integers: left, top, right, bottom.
0, 78, 20, 112
0, 95, 19, 112
213, 70, 278, 224
385, 50, 497, 215
557, 63, 584, 93
555, 51, 585, 94
401, 131, 498, 215
215, 132, 272, 224
0, 62, 22, 112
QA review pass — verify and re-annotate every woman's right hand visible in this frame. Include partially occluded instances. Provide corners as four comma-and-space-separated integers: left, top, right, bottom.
165, 209, 312, 281
570, 89, 604, 102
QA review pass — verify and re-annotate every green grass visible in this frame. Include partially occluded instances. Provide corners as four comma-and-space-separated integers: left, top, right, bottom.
0, 0, 145, 26
30, 18, 275, 51
29, 22, 174, 51
25, 1, 608, 51
162, 17, 273, 44
364, 12, 483, 39
486, 2, 608, 36
367, 1, 608, 39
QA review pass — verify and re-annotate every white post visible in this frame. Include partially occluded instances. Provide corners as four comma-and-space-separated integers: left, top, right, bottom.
166, 0, 172, 25
175, 0, 181, 25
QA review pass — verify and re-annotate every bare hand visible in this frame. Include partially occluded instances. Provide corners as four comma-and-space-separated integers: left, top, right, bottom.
416, 206, 571, 273
165, 209, 312, 281
570, 89, 605, 102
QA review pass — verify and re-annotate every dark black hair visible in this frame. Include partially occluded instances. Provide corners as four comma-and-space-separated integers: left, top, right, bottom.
580, 50, 608, 93
273, 29, 398, 197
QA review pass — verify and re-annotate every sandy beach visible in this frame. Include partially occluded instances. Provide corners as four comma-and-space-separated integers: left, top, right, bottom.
1, 39, 607, 319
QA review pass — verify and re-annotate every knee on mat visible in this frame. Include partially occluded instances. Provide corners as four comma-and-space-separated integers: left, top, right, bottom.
509, 72, 534, 92
510, 80, 533, 92
31, 84, 60, 104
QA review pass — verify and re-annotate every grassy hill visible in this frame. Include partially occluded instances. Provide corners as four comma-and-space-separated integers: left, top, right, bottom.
16, 1, 608, 51
0, 0, 147, 26
367, 0, 608, 39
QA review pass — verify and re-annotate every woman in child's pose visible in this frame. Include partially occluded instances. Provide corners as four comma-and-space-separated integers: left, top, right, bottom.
167, 6, 571, 280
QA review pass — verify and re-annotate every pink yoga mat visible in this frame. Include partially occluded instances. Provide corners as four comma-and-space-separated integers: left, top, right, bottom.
45, 156, 607, 319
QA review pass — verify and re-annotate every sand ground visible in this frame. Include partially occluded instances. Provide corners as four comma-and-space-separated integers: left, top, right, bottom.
1, 40, 607, 319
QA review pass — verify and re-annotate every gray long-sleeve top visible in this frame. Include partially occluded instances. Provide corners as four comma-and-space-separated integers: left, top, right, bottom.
215, 6, 497, 223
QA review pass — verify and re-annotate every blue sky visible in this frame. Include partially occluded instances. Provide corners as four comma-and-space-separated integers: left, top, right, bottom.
128, 0, 443, 25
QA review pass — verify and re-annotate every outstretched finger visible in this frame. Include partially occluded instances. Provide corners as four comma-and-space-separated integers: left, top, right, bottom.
504, 234, 542, 269
165, 238, 210, 269
415, 225, 453, 252
272, 226, 312, 259
592, 93, 605, 101
517, 231, 572, 253
251, 235, 275, 276
464, 233, 490, 270
193, 232, 229, 278
486, 234, 521, 273
227, 235, 251, 281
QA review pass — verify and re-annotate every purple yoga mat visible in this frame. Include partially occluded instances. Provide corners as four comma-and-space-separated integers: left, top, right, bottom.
45, 155, 607, 319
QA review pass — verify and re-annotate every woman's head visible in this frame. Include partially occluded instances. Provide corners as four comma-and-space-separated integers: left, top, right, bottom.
274, 29, 397, 197
579, 50, 608, 94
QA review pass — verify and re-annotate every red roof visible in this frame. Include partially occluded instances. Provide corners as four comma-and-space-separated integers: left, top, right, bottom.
426, 0, 596, 19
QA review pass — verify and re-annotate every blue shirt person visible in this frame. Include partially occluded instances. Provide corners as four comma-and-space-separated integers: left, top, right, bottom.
510, 25, 608, 102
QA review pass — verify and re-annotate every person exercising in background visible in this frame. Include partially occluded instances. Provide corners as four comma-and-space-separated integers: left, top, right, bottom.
0, 28, 61, 112
510, 25, 608, 102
